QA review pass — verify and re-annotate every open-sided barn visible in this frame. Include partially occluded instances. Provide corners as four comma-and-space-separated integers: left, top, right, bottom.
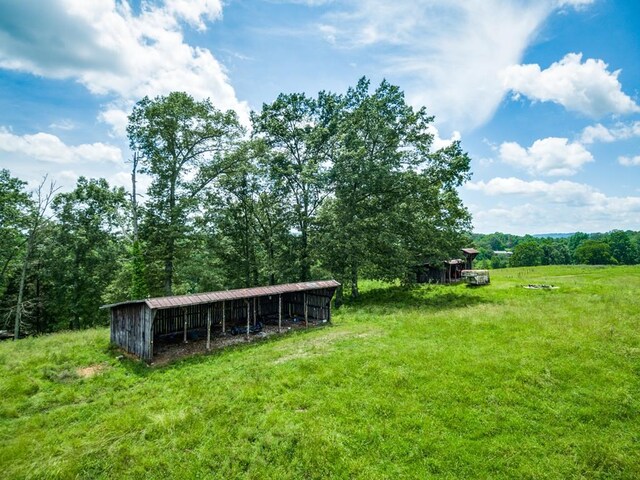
101, 280, 340, 361
415, 248, 480, 284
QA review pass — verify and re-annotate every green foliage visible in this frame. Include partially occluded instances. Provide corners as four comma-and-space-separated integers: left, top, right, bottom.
510, 241, 544, 267
607, 230, 637, 265
251, 92, 332, 282
1, 266, 639, 478
574, 240, 617, 265
46, 177, 129, 329
0, 169, 30, 299
474, 231, 639, 268
316, 78, 471, 296
128, 92, 244, 295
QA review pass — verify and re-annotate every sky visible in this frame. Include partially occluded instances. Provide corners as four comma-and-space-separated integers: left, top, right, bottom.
0, 0, 639, 235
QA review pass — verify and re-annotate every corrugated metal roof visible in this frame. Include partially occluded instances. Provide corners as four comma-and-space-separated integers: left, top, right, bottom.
101, 280, 340, 311
461, 248, 479, 254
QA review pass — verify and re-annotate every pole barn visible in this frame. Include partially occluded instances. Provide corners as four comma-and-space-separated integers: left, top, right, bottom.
101, 280, 340, 362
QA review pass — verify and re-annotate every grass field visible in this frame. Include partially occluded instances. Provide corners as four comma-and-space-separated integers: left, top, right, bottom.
1, 265, 639, 479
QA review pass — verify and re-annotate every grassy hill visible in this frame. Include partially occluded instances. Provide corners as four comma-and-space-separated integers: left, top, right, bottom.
1, 266, 639, 479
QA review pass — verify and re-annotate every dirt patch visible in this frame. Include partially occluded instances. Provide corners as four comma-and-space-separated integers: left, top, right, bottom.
150, 323, 321, 367
76, 364, 108, 378
523, 284, 559, 290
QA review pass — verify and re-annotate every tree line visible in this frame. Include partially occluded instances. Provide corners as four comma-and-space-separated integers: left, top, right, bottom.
472, 231, 640, 268
1, 78, 472, 336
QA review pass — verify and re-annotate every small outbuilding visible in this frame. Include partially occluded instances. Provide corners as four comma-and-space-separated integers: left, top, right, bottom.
415, 247, 479, 284
461, 248, 479, 270
101, 280, 340, 362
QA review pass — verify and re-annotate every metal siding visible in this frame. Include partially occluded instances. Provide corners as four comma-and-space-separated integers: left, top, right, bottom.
102, 280, 340, 310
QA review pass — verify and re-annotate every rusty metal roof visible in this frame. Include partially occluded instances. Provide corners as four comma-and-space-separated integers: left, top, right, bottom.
461, 248, 479, 255
101, 280, 340, 311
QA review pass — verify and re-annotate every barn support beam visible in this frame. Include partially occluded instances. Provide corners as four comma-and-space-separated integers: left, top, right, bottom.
150, 310, 157, 358
304, 293, 308, 328
278, 294, 282, 333
253, 297, 257, 326
222, 300, 226, 334
183, 308, 188, 343
206, 307, 211, 350
245, 300, 250, 339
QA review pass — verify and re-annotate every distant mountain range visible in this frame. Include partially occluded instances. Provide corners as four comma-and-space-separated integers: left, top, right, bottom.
531, 233, 575, 239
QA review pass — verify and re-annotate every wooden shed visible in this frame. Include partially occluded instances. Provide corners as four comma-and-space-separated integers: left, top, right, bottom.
415, 248, 479, 284
461, 248, 479, 270
101, 280, 340, 361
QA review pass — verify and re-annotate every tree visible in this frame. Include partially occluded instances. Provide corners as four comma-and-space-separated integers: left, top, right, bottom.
510, 241, 544, 267
541, 240, 571, 265
317, 78, 471, 297
251, 92, 333, 281
48, 177, 128, 329
128, 92, 244, 295
606, 230, 636, 265
197, 140, 294, 289
574, 240, 617, 265
568, 232, 589, 262
13, 177, 58, 339
0, 169, 30, 299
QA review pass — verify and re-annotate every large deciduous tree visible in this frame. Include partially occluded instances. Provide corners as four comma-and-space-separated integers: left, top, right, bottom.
251, 92, 334, 281
127, 92, 243, 295
510, 241, 544, 267
48, 177, 128, 329
318, 78, 471, 298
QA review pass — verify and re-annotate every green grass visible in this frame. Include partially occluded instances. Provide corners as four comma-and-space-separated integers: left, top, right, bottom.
1, 265, 639, 479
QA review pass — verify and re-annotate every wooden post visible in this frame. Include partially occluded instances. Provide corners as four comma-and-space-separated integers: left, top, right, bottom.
304, 293, 308, 328
222, 300, 226, 334
253, 297, 257, 326
150, 310, 156, 357
245, 300, 250, 339
183, 308, 188, 343
328, 298, 332, 324
206, 306, 211, 350
278, 294, 282, 333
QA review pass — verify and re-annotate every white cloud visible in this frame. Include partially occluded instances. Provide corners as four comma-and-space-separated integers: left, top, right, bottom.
313, 1, 593, 131
0, 0, 249, 135
499, 137, 593, 176
48, 119, 76, 131
618, 155, 640, 167
555, 0, 596, 9
0, 127, 122, 164
580, 121, 640, 144
502, 53, 639, 117
428, 125, 461, 151
466, 176, 640, 234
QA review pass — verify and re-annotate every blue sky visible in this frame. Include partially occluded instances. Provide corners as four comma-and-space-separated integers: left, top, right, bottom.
0, 0, 639, 235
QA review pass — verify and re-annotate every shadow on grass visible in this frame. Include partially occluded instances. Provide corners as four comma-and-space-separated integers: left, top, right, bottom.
117, 323, 336, 374
342, 283, 493, 311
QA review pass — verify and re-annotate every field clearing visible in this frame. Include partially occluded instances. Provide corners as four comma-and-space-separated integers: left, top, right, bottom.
1, 265, 639, 479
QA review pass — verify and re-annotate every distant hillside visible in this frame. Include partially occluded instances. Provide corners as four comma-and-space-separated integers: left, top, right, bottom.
531, 233, 575, 239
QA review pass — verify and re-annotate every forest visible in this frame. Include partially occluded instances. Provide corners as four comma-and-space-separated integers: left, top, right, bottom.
472, 231, 640, 269
1, 78, 473, 336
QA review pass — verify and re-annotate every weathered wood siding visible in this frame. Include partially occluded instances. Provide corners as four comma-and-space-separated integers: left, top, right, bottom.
110, 303, 153, 360
110, 285, 338, 361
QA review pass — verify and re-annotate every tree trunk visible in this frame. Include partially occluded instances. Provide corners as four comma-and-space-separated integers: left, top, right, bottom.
164, 255, 173, 296
131, 152, 139, 241
13, 238, 32, 340
300, 223, 310, 281
351, 264, 359, 299
334, 284, 343, 309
